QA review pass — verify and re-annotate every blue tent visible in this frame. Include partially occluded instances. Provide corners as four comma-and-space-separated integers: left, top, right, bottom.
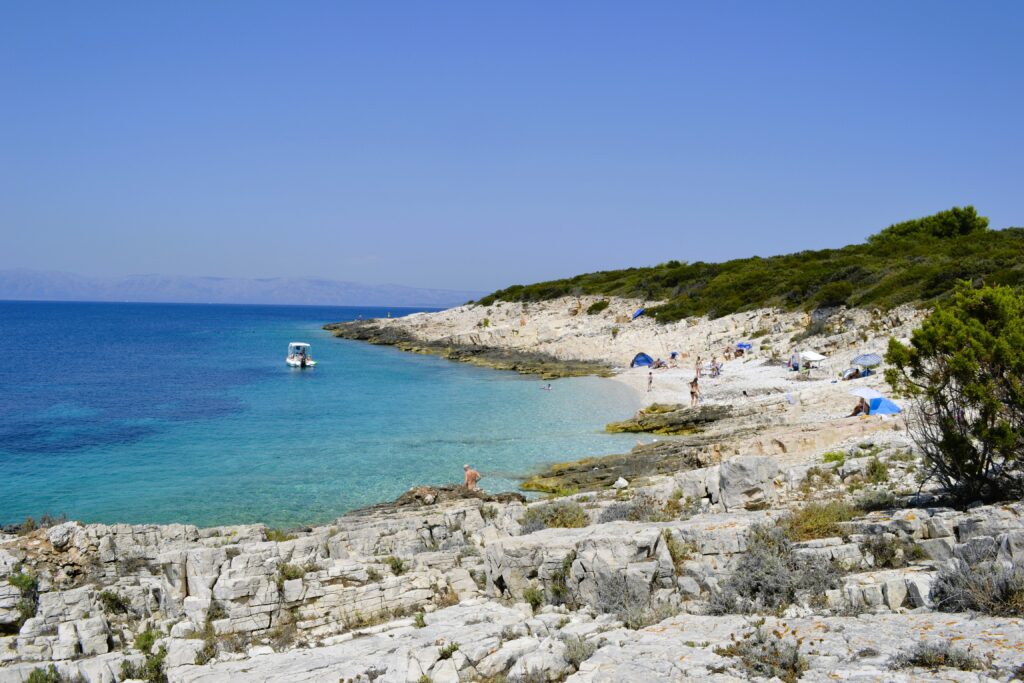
736, 342, 753, 350
869, 397, 902, 415
630, 352, 654, 368
632, 308, 646, 320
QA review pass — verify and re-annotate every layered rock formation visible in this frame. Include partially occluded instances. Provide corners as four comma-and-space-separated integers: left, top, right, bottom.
3, 432, 1023, 682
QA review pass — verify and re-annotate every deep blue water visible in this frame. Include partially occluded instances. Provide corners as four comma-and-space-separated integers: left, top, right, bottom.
0, 301, 639, 527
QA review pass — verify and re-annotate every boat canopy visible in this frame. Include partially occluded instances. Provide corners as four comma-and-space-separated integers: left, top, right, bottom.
288, 342, 311, 353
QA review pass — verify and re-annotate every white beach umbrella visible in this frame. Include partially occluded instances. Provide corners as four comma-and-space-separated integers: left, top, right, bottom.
852, 353, 883, 367
848, 387, 884, 400
800, 350, 826, 362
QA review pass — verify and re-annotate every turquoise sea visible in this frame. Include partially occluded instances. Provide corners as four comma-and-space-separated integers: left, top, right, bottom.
0, 301, 640, 528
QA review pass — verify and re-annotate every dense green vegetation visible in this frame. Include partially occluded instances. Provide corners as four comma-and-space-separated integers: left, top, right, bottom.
476, 207, 1024, 322
886, 283, 1024, 501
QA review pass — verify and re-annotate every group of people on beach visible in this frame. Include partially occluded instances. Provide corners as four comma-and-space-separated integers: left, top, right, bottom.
646, 356, 703, 408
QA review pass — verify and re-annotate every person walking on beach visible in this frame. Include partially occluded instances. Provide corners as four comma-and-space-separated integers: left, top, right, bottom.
690, 376, 701, 407
647, 371, 653, 392
463, 464, 481, 491
694, 356, 702, 377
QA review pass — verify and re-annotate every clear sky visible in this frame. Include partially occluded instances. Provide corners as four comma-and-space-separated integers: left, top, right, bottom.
2, 2, 1021, 292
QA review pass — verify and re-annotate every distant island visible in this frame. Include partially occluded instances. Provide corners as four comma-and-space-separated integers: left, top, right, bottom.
0, 270, 482, 308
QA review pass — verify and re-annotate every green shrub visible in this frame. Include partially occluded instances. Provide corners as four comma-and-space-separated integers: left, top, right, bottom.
438, 641, 460, 659
8, 566, 39, 627
597, 493, 673, 523
586, 299, 610, 315
366, 567, 382, 582
889, 641, 983, 671
476, 208, 1024, 322
870, 205, 988, 243
782, 501, 859, 541
800, 466, 835, 494
206, 600, 227, 621
120, 645, 168, 683
519, 501, 589, 534
25, 665, 85, 683
815, 281, 854, 307
860, 535, 924, 569
547, 552, 576, 607
709, 525, 839, 615
275, 563, 306, 590
134, 628, 161, 653
384, 556, 406, 576
663, 530, 695, 574
715, 627, 807, 683
865, 457, 889, 484
265, 528, 296, 543
267, 610, 298, 651
523, 584, 544, 611
563, 635, 598, 669
99, 590, 131, 615
413, 611, 426, 628
930, 554, 1024, 617
857, 489, 898, 511
822, 451, 846, 465
886, 283, 1024, 501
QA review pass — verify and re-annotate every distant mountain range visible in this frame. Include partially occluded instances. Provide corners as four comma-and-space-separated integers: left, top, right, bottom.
0, 270, 482, 308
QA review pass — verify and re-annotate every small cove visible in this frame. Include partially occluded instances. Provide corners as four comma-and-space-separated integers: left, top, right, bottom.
0, 300, 641, 527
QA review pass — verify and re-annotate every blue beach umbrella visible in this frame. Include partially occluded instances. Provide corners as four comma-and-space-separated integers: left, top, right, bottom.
868, 397, 902, 415
852, 353, 883, 367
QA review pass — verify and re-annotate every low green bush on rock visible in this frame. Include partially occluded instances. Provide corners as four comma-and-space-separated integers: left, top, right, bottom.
930, 553, 1024, 617
890, 641, 984, 672
782, 501, 859, 541
715, 626, 807, 683
597, 493, 674, 523
519, 501, 589, 534
708, 525, 839, 615
26, 666, 85, 683
120, 645, 168, 683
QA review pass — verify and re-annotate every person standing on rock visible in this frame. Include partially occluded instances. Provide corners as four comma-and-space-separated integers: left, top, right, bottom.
647, 371, 653, 392
690, 376, 701, 407
463, 464, 481, 491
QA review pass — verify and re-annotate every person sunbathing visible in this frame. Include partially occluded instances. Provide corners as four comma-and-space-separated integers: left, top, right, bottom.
848, 398, 870, 417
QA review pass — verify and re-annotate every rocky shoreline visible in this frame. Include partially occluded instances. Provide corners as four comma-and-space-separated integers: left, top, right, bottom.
324, 320, 613, 379
5, 298, 1023, 682
3, 431, 1023, 682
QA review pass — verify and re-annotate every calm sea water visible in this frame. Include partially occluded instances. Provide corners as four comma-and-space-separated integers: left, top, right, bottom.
0, 301, 639, 527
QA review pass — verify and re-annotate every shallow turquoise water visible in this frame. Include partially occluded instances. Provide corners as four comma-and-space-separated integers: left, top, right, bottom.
0, 301, 640, 527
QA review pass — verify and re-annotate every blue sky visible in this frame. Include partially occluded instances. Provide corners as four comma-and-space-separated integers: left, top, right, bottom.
2, 2, 1021, 291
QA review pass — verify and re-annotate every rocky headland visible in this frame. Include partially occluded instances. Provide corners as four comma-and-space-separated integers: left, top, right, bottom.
3, 297, 1023, 682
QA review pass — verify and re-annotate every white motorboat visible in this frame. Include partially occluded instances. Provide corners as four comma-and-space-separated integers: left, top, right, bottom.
286, 342, 316, 368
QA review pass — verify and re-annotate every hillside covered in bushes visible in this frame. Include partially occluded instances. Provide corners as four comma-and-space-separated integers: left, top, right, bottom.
477, 207, 1024, 322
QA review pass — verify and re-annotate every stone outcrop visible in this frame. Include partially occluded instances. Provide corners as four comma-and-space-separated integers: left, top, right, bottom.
605, 403, 739, 435
3, 436, 1024, 682
568, 612, 1024, 682
325, 320, 613, 379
